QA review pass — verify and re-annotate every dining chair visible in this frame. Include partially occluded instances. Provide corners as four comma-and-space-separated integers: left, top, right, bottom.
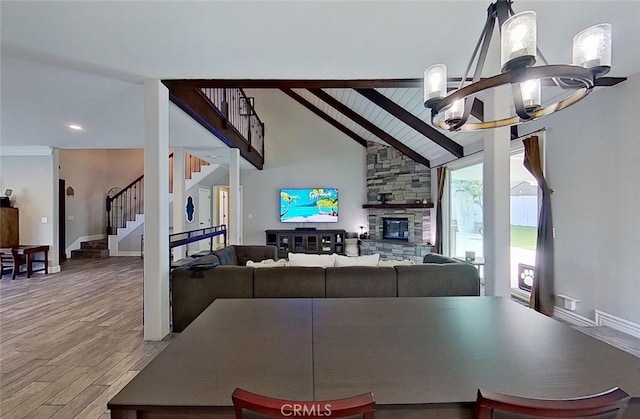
474, 387, 630, 418
232, 387, 375, 418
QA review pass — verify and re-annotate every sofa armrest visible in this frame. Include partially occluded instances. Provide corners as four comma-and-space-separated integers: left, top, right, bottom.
396, 264, 480, 297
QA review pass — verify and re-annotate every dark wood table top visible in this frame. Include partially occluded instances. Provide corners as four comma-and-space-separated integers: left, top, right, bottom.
109, 297, 640, 415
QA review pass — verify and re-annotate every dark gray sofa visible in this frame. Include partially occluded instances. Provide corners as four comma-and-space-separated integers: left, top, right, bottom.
171, 245, 480, 332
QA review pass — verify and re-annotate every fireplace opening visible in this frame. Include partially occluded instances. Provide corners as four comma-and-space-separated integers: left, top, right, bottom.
382, 217, 409, 241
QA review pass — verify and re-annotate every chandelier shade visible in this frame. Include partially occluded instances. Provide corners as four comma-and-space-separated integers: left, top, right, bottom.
424, 0, 612, 132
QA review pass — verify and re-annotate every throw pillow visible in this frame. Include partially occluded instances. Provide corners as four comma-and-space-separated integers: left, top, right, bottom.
334, 253, 380, 267
288, 252, 336, 268
246, 259, 287, 268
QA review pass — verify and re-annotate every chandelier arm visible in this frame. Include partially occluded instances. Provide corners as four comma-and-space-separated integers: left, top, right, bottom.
450, 4, 499, 130
444, 87, 591, 131
432, 65, 595, 131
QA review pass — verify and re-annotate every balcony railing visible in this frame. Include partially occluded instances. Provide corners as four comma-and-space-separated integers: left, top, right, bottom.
201, 88, 264, 158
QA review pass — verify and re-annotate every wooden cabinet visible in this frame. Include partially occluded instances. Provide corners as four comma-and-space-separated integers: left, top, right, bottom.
266, 229, 346, 259
0, 207, 19, 247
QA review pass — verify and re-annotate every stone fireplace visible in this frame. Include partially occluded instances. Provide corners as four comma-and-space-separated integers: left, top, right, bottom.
360, 142, 433, 263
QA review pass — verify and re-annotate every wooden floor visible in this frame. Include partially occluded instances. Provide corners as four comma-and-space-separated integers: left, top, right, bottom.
1, 257, 639, 418
0, 257, 173, 419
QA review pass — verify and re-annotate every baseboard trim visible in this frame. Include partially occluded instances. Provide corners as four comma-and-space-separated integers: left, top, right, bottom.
113, 251, 142, 257
66, 234, 106, 258
50, 265, 61, 274
553, 307, 596, 327
595, 310, 640, 339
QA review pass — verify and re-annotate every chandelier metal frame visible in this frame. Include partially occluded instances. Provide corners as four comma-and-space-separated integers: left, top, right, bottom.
425, 0, 609, 132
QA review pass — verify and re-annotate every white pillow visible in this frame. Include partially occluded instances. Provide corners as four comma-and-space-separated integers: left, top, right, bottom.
377, 259, 415, 267
334, 253, 380, 267
288, 252, 336, 268
246, 259, 287, 268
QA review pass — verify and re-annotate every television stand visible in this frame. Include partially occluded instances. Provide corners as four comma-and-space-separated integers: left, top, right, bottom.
266, 229, 346, 259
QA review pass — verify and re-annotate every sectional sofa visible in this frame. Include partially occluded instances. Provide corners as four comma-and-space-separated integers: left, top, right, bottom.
170, 245, 481, 332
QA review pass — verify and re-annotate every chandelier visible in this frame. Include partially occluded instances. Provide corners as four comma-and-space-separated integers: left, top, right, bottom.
423, 0, 612, 131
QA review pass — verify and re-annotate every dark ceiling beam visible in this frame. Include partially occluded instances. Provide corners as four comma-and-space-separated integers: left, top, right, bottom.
308, 88, 430, 168
355, 88, 463, 158
281, 89, 367, 147
168, 87, 264, 170
163, 76, 626, 89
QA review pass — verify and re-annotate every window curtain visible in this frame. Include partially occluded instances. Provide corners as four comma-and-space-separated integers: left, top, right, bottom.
433, 166, 446, 254
522, 136, 554, 316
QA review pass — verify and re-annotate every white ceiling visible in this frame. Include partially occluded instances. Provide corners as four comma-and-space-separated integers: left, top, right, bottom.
2, 1, 639, 166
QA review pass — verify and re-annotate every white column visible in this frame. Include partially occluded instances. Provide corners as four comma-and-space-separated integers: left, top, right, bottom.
172, 147, 186, 260
229, 148, 241, 245
483, 86, 511, 297
143, 79, 170, 341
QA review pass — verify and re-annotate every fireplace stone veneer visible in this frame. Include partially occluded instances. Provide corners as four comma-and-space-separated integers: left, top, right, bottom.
361, 142, 433, 263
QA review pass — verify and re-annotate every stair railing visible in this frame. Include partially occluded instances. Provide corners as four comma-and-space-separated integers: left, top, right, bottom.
107, 152, 211, 235
106, 175, 144, 235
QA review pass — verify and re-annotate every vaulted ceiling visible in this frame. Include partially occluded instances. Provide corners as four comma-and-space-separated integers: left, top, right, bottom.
2, 1, 639, 169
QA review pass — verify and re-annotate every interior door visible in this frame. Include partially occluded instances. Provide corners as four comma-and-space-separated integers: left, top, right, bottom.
198, 187, 212, 251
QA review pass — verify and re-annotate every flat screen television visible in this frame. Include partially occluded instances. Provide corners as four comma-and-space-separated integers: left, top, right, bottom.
280, 188, 339, 223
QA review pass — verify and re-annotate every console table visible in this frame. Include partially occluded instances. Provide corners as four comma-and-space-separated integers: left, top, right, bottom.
0, 245, 49, 279
266, 229, 346, 259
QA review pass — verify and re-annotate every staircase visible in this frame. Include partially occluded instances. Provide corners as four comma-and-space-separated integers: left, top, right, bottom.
70, 239, 109, 259
105, 152, 219, 257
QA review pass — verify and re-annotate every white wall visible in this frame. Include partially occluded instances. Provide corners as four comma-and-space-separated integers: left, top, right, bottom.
0, 150, 59, 269
536, 73, 640, 325
241, 89, 368, 245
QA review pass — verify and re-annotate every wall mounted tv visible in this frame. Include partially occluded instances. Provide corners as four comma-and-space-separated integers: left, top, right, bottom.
280, 188, 339, 223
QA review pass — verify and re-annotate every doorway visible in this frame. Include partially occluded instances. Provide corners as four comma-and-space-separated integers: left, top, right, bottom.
198, 187, 212, 251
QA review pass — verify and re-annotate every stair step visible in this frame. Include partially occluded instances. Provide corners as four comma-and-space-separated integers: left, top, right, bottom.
80, 239, 108, 250
71, 249, 110, 259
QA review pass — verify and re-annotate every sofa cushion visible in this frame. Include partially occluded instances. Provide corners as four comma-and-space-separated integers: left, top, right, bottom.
325, 266, 397, 298
214, 246, 238, 266
171, 265, 253, 332
395, 264, 480, 297
334, 253, 379, 267
288, 252, 336, 268
254, 267, 326, 298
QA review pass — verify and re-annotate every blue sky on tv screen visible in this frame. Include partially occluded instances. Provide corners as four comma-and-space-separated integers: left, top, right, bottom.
280, 188, 338, 223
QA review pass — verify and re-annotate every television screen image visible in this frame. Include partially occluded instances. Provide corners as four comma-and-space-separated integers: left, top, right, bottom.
280, 188, 339, 223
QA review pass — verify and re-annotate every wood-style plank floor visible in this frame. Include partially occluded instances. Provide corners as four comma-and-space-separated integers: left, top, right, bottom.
0, 257, 174, 419
1, 257, 639, 418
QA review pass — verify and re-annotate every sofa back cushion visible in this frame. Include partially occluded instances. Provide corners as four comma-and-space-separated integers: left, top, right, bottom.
396, 264, 480, 297
288, 252, 336, 268
171, 265, 254, 332
325, 266, 397, 298
214, 246, 238, 266
235, 245, 278, 266
334, 253, 380, 267
254, 267, 326, 298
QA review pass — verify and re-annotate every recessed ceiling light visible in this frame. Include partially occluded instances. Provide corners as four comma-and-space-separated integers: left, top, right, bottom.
68, 124, 83, 131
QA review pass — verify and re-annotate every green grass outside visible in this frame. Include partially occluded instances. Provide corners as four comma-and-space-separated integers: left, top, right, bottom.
511, 225, 537, 251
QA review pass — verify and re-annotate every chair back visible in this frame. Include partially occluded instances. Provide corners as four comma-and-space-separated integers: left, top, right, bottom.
232, 388, 375, 418
474, 387, 630, 418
